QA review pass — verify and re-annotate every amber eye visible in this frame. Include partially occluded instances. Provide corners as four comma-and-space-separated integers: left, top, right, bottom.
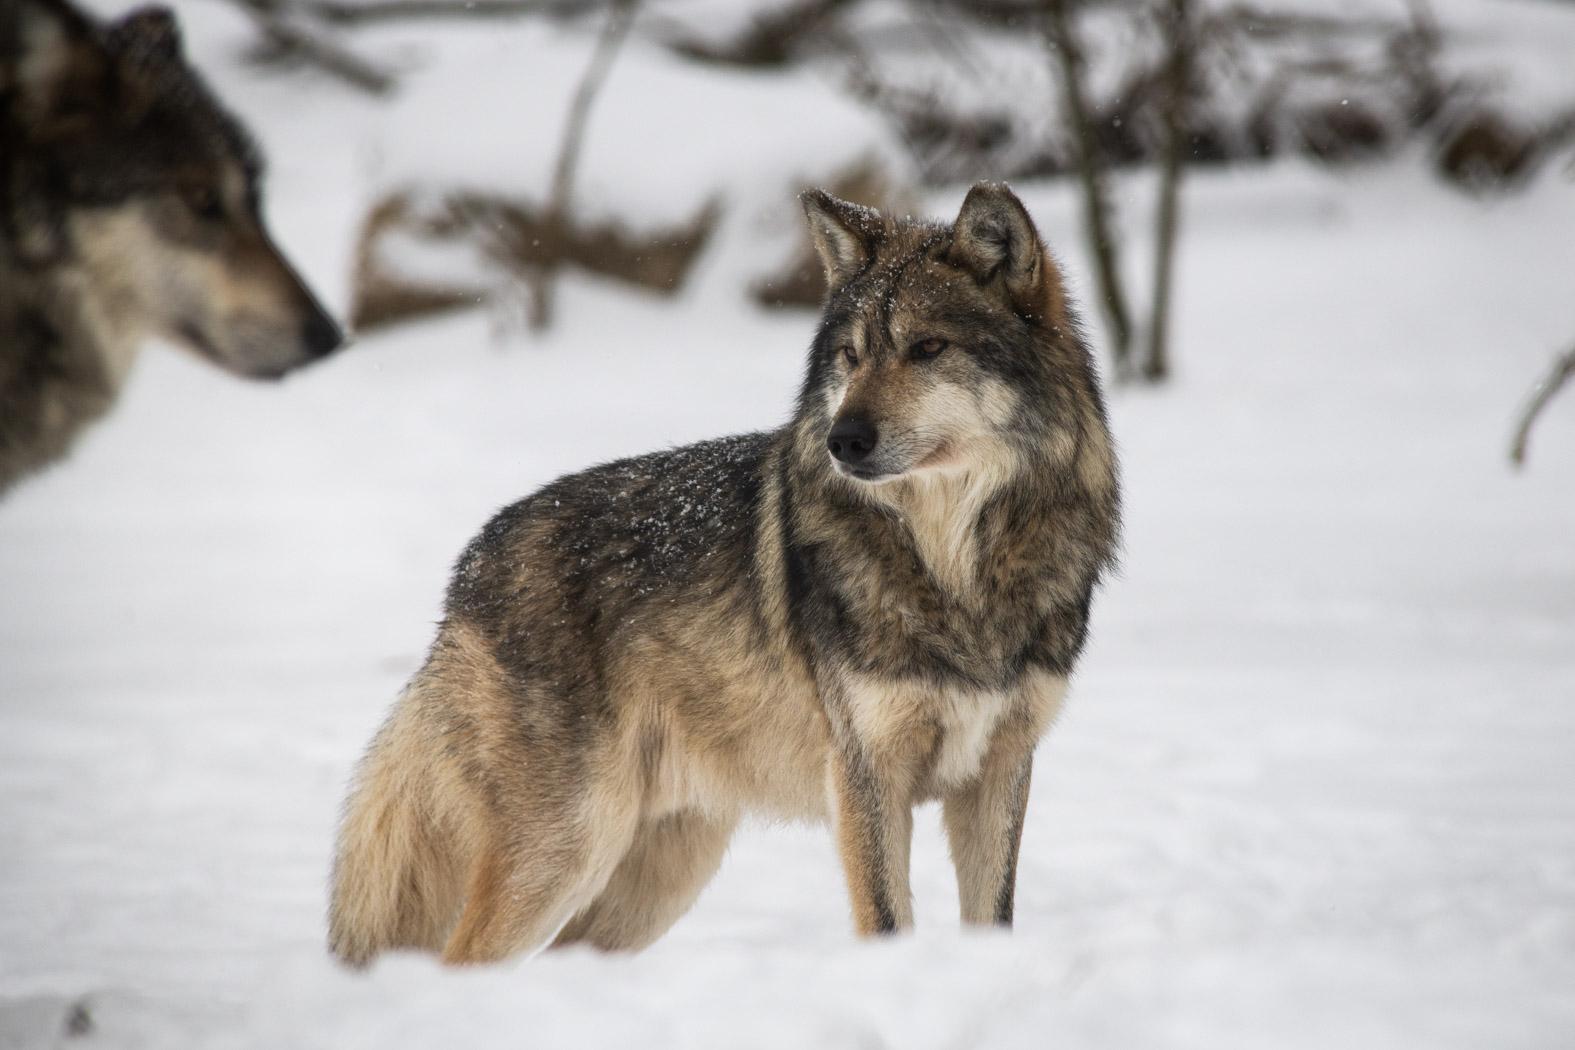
840, 345, 860, 367
909, 338, 949, 361
184, 186, 224, 222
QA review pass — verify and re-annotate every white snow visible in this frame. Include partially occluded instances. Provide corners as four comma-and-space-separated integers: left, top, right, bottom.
3, 2, 1574, 1047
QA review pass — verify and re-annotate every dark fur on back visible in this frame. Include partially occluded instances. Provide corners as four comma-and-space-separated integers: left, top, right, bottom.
448, 433, 773, 728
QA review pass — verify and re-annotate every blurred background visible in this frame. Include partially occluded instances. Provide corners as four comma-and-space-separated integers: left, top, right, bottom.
1, 0, 1573, 1046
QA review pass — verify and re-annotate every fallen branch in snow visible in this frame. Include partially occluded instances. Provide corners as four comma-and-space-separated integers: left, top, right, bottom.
663, 0, 858, 68
227, 0, 396, 95
1510, 345, 1575, 467
348, 196, 487, 333
347, 191, 719, 334
305, 0, 592, 25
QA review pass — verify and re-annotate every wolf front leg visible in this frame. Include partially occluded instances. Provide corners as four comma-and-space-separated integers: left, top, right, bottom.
943, 669, 1066, 927
943, 749, 1033, 926
826, 739, 916, 936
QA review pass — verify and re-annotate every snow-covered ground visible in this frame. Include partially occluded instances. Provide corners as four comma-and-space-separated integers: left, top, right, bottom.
3, 3, 1575, 1047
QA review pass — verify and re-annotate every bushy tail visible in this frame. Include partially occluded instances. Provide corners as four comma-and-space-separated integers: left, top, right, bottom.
328, 697, 472, 967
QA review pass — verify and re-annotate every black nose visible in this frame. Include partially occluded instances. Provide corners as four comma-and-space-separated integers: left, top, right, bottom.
827, 417, 878, 465
301, 305, 345, 359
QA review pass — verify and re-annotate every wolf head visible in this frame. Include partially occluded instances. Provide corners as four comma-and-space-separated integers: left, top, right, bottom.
797, 182, 1105, 489
0, 0, 342, 377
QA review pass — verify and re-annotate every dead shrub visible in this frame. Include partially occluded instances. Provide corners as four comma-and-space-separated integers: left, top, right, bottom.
348, 191, 720, 335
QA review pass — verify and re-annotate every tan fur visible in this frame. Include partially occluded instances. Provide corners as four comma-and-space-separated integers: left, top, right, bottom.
332, 589, 1073, 958
944, 669, 1066, 924
550, 811, 736, 952
872, 453, 1015, 600
828, 322, 1023, 598
329, 624, 504, 965
828, 750, 915, 935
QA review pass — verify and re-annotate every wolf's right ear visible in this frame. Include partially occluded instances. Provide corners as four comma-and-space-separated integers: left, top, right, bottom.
947, 182, 1059, 322
106, 7, 182, 68
3, 0, 104, 127
801, 189, 883, 294
104, 7, 183, 121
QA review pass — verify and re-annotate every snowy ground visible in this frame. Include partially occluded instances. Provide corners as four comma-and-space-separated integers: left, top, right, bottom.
3, 2, 1575, 1047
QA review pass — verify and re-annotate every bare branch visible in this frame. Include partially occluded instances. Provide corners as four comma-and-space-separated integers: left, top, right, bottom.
305, 0, 593, 25
663, 0, 857, 68
229, 0, 396, 95
548, 0, 636, 213
528, 0, 639, 330
1044, 0, 1134, 377
1510, 345, 1575, 467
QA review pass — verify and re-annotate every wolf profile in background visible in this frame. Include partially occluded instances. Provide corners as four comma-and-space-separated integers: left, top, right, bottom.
330, 182, 1120, 964
0, 0, 342, 496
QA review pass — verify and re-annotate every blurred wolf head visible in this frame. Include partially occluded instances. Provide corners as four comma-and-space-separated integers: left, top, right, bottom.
1, 0, 342, 377
797, 182, 1110, 498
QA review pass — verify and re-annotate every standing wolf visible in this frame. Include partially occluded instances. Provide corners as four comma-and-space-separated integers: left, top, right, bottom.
330, 183, 1120, 964
0, 0, 343, 495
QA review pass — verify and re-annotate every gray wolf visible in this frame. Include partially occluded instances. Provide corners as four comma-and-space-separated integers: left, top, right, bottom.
0, 0, 343, 496
329, 182, 1121, 964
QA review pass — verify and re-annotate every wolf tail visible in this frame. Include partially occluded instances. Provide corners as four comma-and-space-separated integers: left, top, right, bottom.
328, 684, 474, 967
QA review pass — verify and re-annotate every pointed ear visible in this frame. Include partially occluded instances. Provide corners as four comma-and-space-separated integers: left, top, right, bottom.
106, 7, 182, 67
800, 189, 883, 294
947, 182, 1052, 319
5, 0, 105, 126
105, 7, 182, 121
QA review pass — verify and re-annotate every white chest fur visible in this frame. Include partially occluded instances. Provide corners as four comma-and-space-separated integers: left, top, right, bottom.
929, 686, 1015, 789
839, 669, 1069, 795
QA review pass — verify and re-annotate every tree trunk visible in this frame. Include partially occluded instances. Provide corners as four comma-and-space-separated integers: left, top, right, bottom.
1146, 0, 1192, 383
1044, 0, 1134, 379
531, 0, 639, 331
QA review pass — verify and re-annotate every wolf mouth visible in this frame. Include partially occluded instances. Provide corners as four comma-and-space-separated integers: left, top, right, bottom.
832, 460, 897, 484
176, 322, 221, 361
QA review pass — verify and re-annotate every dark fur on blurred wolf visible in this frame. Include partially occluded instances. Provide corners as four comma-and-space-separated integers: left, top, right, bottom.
0, 0, 342, 496
330, 183, 1120, 965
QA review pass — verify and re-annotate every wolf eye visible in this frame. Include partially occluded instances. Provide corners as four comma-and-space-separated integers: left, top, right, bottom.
184, 187, 224, 222
840, 345, 860, 367
909, 338, 949, 361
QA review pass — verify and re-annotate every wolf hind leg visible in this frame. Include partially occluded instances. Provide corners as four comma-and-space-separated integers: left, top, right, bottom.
329, 695, 479, 967
440, 781, 644, 965
549, 810, 736, 952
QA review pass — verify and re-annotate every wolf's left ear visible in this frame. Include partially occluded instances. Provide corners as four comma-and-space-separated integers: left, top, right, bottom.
947, 182, 1054, 321
801, 189, 883, 295
5, 0, 105, 125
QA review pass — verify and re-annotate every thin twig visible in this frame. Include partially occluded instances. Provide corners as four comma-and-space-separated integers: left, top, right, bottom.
1044, 0, 1134, 377
1510, 344, 1575, 467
